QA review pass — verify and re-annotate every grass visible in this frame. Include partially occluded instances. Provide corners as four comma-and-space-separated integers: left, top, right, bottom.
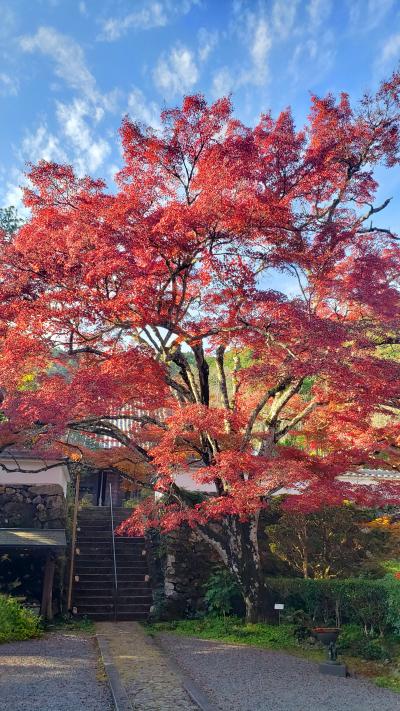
46, 616, 95, 634
375, 674, 400, 692
147, 616, 400, 693
149, 617, 297, 649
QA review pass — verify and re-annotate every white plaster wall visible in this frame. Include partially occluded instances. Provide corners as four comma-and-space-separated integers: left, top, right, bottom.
0, 459, 70, 497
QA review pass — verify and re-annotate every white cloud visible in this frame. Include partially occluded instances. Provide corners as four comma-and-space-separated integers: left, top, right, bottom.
2, 167, 26, 213
375, 32, 400, 73
127, 88, 161, 130
20, 123, 67, 164
153, 44, 199, 96
2, 124, 67, 212
78, 1, 88, 16
18, 26, 115, 177
20, 26, 98, 103
197, 28, 218, 62
0, 72, 18, 96
250, 17, 272, 85
56, 99, 111, 174
290, 31, 335, 83
99, 0, 199, 42
0, 3, 16, 41
272, 0, 299, 39
348, 0, 395, 32
307, 0, 332, 29
211, 9, 272, 96
212, 67, 236, 97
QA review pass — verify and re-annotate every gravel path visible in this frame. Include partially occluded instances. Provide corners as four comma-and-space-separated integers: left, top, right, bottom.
0, 632, 113, 711
96, 621, 198, 710
159, 633, 400, 711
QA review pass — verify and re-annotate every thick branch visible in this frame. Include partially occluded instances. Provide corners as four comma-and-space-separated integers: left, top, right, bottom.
216, 345, 231, 412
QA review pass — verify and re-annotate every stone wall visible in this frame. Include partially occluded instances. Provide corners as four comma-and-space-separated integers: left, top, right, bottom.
0, 484, 67, 529
146, 525, 221, 619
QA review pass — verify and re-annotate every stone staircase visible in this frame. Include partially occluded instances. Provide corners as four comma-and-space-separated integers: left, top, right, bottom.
73, 507, 153, 621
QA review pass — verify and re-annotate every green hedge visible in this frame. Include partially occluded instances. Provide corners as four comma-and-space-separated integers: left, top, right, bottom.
266, 576, 400, 635
0, 595, 42, 644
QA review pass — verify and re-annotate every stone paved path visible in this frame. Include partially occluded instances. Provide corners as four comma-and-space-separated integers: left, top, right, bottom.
96, 621, 199, 710
0, 632, 113, 711
159, 633, 400, 711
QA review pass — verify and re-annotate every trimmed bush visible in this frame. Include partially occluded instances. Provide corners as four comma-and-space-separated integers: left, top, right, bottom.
266, 576, 400, 635
0, 595, 42, 644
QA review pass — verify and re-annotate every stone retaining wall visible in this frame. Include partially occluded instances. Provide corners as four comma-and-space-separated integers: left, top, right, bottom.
146, 525, 221, 619
0, 483, 67, 529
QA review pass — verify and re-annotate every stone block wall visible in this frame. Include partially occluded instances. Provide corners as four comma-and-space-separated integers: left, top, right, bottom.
0, 484, 67, 529
146, 525, 221, 619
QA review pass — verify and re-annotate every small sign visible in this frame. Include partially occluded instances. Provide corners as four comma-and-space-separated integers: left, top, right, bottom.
274, 603, 284, 610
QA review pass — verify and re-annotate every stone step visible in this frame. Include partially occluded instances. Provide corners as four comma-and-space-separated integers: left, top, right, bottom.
76, 602, 150, 614
75, 582, 150, 594
116, 603, 151, 613
76, 546, 146, 556
76, 611, 149, 621
73, 512, 150, 618
75, 567, 148, 576
76, 541, 145, 549
78, 510, 134, 519
76, 549, 146, 556
74, 572, 148, 581
75, 594, 152, 605
76, 557, 146, 566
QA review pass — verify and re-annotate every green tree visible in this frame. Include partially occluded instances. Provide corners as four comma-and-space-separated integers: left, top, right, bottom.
267, 507, 391, 579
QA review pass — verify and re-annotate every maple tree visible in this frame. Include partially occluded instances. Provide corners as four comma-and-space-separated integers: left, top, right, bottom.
1, 73, 400, 620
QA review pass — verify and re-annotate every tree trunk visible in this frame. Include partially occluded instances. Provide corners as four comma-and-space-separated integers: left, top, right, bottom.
199, 513, 271, 622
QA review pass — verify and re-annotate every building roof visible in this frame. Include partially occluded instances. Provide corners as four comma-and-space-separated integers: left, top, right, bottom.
338, 468, 400, 482
0, 528, 67, 548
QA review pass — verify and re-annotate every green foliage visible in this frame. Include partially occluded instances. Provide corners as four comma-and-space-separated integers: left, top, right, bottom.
338, 625, 392, 661
149, 617, 296, 649
337, 623, 365, 651
375, 674, 400, 692
0, 206, 23, 238
0, 594, 42, 643
50, 615, 94, 632
283, 609, 313, 642
266, 506, 391, 579
203, 568, 243, 617
382, 559, 400, 575
361, 639, 390, 661
267, 576, 400, 635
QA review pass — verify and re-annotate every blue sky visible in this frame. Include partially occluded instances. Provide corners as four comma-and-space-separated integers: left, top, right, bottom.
1, 0, 400, 227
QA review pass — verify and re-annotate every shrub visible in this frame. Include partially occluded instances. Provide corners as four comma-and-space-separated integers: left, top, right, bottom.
361, 639, 390, 661
204, 569, 244, 617
0, 594, 42, 644
266, 576, 400, 635
284, 609, 313, 642
337, 623, 365, 653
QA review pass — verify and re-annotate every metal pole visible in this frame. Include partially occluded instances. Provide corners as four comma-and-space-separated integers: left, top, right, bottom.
67, 467, 81, 612
109, 482, 118, 621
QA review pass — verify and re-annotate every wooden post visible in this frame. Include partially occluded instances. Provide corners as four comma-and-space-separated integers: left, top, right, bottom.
40, 554, 56, 620
67, 467, 81, 612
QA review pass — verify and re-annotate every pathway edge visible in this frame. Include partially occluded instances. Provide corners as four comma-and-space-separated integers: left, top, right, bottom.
95, 632, 133, 711
150, 632, 218, 711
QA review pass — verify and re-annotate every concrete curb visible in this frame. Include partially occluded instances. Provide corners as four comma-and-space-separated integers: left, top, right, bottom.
96, 633, 133, 711
150, 633, 218, 711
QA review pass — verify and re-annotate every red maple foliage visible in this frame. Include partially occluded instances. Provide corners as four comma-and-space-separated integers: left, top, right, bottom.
1, 76, 400, 619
